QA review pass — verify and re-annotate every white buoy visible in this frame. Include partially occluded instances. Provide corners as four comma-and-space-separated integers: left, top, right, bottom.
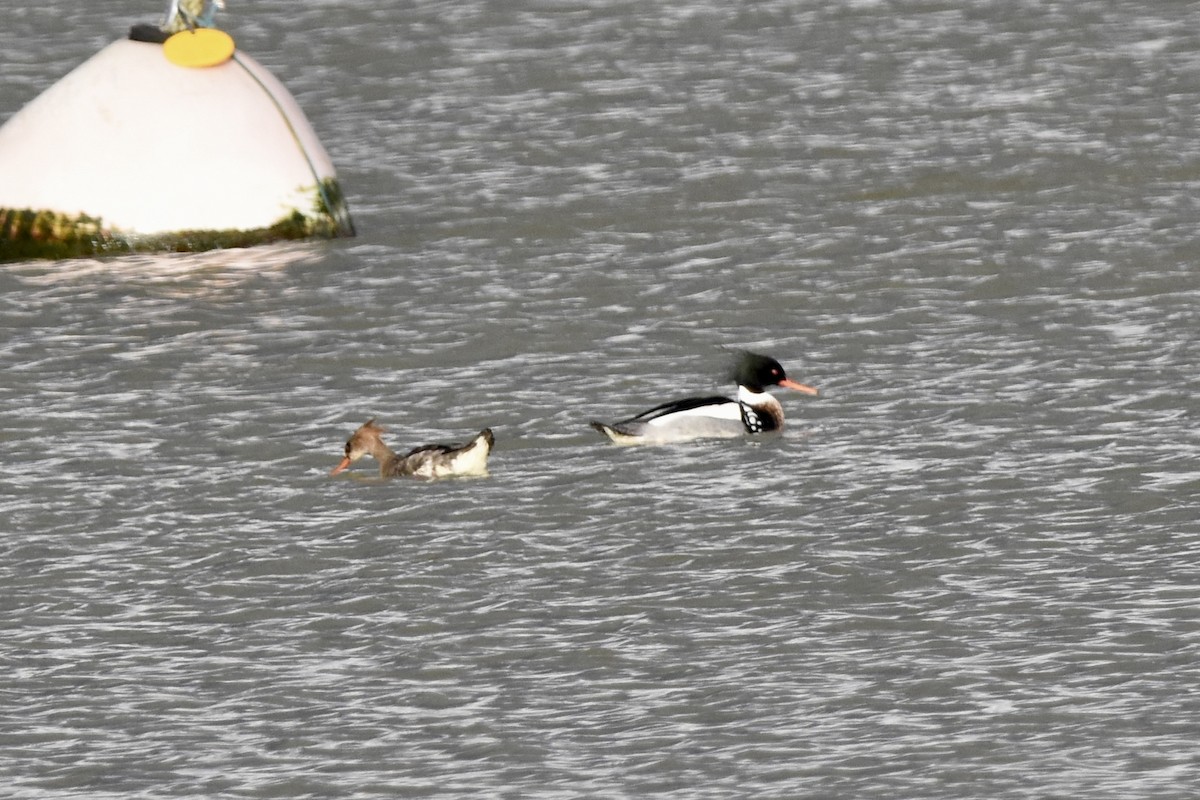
0, 10, 353, 262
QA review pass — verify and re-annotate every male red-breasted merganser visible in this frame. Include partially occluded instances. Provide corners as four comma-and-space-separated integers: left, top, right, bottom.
330, 419, 494, 479
590, 351, 818, 445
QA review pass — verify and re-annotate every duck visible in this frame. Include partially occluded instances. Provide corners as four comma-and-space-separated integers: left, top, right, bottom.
590, 351, 818, 445
330, 419, 494, 479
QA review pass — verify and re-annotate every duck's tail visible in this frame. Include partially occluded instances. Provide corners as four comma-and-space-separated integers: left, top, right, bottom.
589, 420, 644, 446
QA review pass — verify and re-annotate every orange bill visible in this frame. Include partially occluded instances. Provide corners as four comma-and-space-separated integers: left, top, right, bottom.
330, 457, 352, 476
779, 378, 819, 395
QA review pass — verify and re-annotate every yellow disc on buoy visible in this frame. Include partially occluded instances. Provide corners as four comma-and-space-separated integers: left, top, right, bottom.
163, 29, 236, 68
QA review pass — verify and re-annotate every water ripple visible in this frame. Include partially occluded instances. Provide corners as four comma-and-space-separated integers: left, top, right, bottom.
3, 0, 1200, 797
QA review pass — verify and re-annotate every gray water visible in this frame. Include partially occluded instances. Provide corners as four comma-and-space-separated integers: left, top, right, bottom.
2, 1, 1198, 797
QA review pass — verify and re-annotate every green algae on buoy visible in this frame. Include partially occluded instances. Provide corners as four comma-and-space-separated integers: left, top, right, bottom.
0, 1, 354, 263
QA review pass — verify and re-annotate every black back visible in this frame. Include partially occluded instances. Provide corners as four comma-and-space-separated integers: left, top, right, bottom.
624, 395, 736, 424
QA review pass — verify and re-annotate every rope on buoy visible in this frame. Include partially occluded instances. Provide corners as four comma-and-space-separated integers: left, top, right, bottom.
230, 52, 356, 237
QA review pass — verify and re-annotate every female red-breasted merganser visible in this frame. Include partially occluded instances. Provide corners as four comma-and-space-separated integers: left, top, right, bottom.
590, 351, 818, 445
330, 419, 494, 479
